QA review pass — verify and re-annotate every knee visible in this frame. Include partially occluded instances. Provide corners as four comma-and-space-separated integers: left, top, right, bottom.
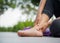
50, 19, 60, 37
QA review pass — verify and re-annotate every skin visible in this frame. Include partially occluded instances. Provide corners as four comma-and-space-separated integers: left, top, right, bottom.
34, 0, 47, 26
17, 0, 51, 37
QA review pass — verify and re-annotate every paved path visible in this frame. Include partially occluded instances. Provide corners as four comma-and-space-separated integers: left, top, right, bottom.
0, 32, 60, 43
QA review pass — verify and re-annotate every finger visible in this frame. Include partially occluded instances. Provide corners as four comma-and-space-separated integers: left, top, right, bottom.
38, 25, 43, 30
34, 19, 39, 26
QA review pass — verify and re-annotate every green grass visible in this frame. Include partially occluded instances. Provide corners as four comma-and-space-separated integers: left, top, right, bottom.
0, 20, 34, 32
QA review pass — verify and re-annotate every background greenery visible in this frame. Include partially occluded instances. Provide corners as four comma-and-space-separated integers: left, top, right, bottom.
0, 0, 40, 32
0, 0, 40, 15
0, 20, 34, 32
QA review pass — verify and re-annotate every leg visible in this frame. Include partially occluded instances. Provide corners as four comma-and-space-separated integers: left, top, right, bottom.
17, 0, 54, 37
50, 19, 60, 37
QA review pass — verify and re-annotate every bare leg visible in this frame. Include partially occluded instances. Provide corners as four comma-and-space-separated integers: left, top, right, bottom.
17, 0, 47, 37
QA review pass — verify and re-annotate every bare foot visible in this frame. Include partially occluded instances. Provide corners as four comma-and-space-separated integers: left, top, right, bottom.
17, 28, 43, 37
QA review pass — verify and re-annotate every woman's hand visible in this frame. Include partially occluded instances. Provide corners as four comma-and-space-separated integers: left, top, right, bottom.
34, 22, 49, 32
34, 0, 47, 26
34, 14, 41, 26
39, 22, 49, 32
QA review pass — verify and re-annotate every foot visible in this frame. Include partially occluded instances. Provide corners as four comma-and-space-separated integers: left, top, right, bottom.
17, 28, 43, 37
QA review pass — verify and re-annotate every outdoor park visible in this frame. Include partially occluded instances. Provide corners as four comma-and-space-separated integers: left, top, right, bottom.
0, 0, 60, 43
0, 0, 38, 32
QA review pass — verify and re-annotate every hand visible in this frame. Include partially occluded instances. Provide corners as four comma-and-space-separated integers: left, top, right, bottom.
34, 14, 41, 26
37, 22, 49, 32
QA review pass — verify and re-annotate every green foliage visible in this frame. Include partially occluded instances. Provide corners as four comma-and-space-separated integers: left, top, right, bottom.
0, 0, 40, 15
0, 0, 3, 4
4, 0, 16, 8
0, 0, 16, 14
31, 0, 40, 6
24, 20, 34, 27
20, 0, 39, 15
23, 0, 30, 2
0, 20, 34, 32
0, 27, 6, 32
12, 22, 25, 32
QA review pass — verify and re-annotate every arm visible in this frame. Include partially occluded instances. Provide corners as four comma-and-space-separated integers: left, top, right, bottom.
34, 0, 46, 25
37, 0, 54, 32
38, 0, 46, 14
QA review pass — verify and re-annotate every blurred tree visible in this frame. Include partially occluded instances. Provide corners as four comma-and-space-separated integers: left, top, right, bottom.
19, 0, 40, 15
0, 0, 16, 15
0, 0, 40, 32
31, 0, 40, 6
0, 0, 40, 15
